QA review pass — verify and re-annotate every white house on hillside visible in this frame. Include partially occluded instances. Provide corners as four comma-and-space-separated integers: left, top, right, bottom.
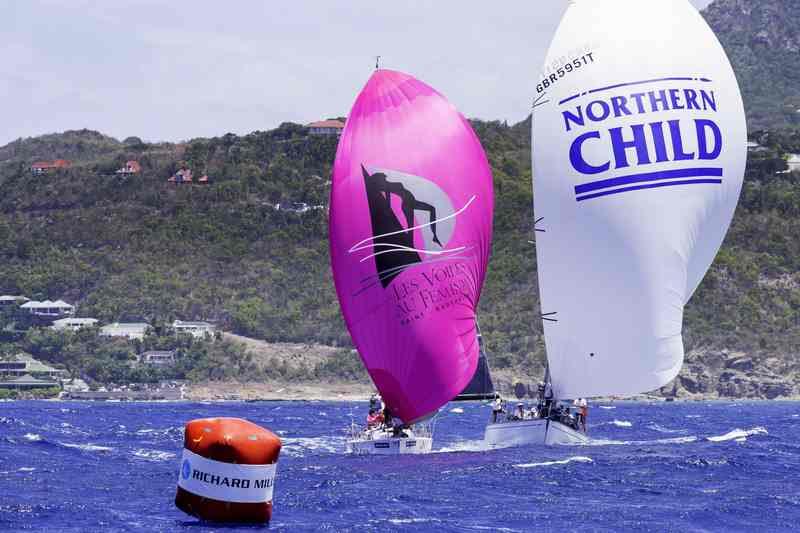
0, 295, 28, 307
173, 320, 216, 338
787, 154, 800, 173
20, 300, 75, 316
51, 317, 99, 331
100, 322, 150, 340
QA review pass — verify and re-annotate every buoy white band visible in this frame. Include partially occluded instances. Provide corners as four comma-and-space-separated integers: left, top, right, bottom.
178, 448, 277, 503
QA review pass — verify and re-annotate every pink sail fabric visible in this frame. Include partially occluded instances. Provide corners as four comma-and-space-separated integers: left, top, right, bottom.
329, 69, 494, 423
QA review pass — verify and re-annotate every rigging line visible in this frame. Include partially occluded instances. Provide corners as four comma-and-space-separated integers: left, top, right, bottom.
541, 312, 558, 323
359, 245, 466, 263
532, 92, 547, 108
348, 195, 477, 253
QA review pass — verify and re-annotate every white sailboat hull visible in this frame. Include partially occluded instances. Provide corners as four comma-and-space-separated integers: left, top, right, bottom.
347, 436, 433, 455
484, 419, 588, 449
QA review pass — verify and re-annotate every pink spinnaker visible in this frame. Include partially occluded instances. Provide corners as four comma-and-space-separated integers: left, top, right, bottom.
329, 69, 494, 423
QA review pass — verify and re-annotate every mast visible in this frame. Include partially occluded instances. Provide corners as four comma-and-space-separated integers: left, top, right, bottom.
453, 319, 496, 401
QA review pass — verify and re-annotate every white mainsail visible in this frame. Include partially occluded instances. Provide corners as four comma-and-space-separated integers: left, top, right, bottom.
531, 0, 746, 400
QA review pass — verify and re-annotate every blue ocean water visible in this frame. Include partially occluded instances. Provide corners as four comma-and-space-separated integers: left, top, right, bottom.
0, 400, 797, 532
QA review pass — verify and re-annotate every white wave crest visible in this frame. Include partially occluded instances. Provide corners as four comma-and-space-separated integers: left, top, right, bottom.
61, 442, 114, 452
596, 419, 632, 428
282, 436, 346, 457
387, 518, 442, 525
598, 406, 616, 410
514, 456, 593, 468
586, 435, 697, 446
18, 467, 35, 472
450, 408, 464, 414
23, 433, 42, 442
435, 440, 486, 453
133, 449, 176, 461
706, 427, 768, 443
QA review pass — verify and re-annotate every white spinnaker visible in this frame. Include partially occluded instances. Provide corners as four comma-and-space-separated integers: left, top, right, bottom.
532, 0, 746, 399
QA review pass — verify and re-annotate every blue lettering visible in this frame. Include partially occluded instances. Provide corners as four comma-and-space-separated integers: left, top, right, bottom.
684, 89, 700, 110
696, 119, 722, 160
563, 108, 584, 132
610, 125, 651, 169
649, 90, 669, 112
587, 100, 610, 122
630, 93, 647, 113
570, 131, 610, 175
700, 90, 716, 112
649, 122, 670, 163
668, 89, 684, 110
668, 120, 694, 160
610, 96, 632, 117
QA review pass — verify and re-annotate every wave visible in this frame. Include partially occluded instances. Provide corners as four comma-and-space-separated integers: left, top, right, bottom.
586, 435, 697, 446
60, 442, 114, 453
132, 449, 176, 461
282, 436, 346, 457
598, 406, 616, 410
595, 419, 632, 428
450, 408, 464, 414
387, 518, 442, 525
706, 427, 768, 443
647, 423, 688, 434
23, 433, 42, 442
436, 440, 486, 453
514, 456, 593, 468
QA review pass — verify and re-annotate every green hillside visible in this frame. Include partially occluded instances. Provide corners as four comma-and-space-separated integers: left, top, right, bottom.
0, 118, 799, 396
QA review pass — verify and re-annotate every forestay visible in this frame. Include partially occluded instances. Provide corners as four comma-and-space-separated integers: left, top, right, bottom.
330, 70, 494, 423
531, 0, 746, 399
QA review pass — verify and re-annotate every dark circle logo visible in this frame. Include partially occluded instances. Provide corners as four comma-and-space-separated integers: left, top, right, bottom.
181, 459, 191, 480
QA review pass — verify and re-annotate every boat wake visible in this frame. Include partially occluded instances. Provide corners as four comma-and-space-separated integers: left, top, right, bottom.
282, 436, 347, 457
585, 435, 698, 446
514, 456, 593, 468
435, 440, 486, 453
706, 427, 768, 443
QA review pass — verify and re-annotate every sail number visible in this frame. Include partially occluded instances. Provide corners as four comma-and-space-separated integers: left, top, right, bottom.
536, 53, 595, 94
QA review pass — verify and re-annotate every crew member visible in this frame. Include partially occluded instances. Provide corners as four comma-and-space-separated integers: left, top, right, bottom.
366, 408, 383, 429
543, 382, 554, 418
491, 394, 505, 423
382, 401, 393, 430
514, 403, 525, 420
369, 393, 381, 412
575, 397, 588, 432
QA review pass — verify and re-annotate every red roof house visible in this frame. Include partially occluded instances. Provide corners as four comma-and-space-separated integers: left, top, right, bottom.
307, 119, 345, 136
30, 160, 72, 174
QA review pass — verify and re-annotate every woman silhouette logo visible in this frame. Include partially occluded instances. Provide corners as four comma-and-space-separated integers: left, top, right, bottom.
359, 165, 455, 288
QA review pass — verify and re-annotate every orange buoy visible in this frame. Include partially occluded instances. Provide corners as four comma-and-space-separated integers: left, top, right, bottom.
175, 417, 282, 523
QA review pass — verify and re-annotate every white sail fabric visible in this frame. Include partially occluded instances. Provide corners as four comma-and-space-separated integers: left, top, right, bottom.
532, 0, 746, 399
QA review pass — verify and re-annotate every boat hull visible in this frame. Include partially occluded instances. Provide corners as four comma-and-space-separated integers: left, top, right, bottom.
347, 436, 433, 455
484, 418, 588, 448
